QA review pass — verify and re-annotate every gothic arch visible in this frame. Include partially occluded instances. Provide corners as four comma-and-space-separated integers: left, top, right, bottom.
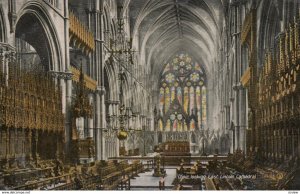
257, 0, 281, 66
132, 82, 138, 108
191, 132, 196, 143
104, 62, 114, 99
104, 65, 112, 116
158, 132, 163, 143
15, 2, 62, 71
103, 6, 110, 33
103, 0, 117, 21
220, 133, 230, 154
0, 6, 7, 42
199, 137, 208, 154
121, 72, 130, 107
210, 136, 219, 153
140, 90, 146, 114
158, 53, 207, 131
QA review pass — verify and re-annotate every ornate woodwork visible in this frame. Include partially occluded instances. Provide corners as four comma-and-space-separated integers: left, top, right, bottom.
70, 64, 94, 163
241, 8, 258, 154
71, 66, 97, 91
241, 67, 251, 87
256, 17, 300, 164
158, 141, 191, 165
0, 63, 64, 133
1, 158, 143, 190
0, 52, 65, 169
242, 9, 300, 169
69, 11, 95, 54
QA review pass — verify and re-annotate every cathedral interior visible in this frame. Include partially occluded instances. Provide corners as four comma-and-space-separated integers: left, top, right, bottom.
0, 0, 300, 191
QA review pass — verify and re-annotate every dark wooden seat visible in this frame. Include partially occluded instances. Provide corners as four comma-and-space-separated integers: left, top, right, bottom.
158, 141, 191, 165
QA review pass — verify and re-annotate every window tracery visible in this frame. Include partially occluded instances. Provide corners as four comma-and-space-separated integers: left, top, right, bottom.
158, 53, 207, 131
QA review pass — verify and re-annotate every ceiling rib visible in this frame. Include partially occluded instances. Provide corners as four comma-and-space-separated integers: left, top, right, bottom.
174, 0, 183, 39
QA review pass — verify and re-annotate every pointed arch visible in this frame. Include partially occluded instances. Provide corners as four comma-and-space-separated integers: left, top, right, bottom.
15, 2, 63, 71
157, 52, 207, 131
0, 6, 7, 42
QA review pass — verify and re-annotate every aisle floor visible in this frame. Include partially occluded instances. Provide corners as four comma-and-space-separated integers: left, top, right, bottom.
130, 169, 177, 190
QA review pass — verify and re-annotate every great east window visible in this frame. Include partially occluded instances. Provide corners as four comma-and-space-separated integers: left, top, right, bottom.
158, 53, 207, 132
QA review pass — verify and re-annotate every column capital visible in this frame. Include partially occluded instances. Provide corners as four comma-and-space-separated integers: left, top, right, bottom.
89, 9, 103, 15
232, 83, 244, 91
105, 100, 113, 105
49, 71, 73, 80
96, 86, 106, 95
0, 43, 16, 52
112, 100, 120, 105
275, 32, 285, 41
224, 104, 230, 108
229, 0, 245, 7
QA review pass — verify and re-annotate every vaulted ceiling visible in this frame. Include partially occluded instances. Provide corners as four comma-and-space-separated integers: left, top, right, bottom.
122, 0, 225, 82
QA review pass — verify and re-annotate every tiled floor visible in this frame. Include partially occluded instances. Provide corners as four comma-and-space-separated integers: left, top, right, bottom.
130, 168, 177, 190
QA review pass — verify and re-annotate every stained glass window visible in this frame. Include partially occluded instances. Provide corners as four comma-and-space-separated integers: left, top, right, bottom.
159, 88, 164, 114
173, 119, 177, 131
166, 73, 175, 83
162, 63, 171, 74
196, 86, 202, 128
190, 72, 200, 82
165, 87, 170, 113
158, 53, 207, 131
183, 120, 188, 131
171, 87, 175, 102
178, 121, 182, 131
189, 87, 194, 115
202, 86, 207, 127
177, 87, 182, 105
166, 119, 171, 131
184, 87, 189, 113
159, 119, 163, 131
190, 119, 195, 131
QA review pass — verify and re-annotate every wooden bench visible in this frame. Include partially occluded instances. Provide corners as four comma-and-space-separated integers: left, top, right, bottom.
98, 161, 122, 190
131, 160, 143, 177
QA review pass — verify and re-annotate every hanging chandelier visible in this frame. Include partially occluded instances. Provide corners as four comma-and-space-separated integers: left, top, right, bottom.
108, 6, 136, 68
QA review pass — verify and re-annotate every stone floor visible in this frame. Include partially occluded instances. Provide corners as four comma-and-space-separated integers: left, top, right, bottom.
130, 168, 177, 190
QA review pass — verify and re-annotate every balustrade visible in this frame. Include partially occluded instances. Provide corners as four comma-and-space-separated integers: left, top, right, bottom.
69, 11, 95, 54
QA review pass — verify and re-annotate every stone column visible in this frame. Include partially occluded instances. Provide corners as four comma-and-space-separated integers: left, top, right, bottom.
229, 97, 235, 152
95, 90, 101, 160
162, 133, 166, 143
74, 118, 82, 139
114, 101, 120, 155
0, 48, 9, 86
188, 132, 192, 153
95, 87, 106, 160
65, 73, 73, 161
88, 94, 94, 138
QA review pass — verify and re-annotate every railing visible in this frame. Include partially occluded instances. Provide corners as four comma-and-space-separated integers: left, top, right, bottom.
69, 11, 95, 54
240, 67, 251, 87
109, 155, 228, 162
71, 66, 97, 91
241, 9, 254, 45
12, 173, 72, 190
